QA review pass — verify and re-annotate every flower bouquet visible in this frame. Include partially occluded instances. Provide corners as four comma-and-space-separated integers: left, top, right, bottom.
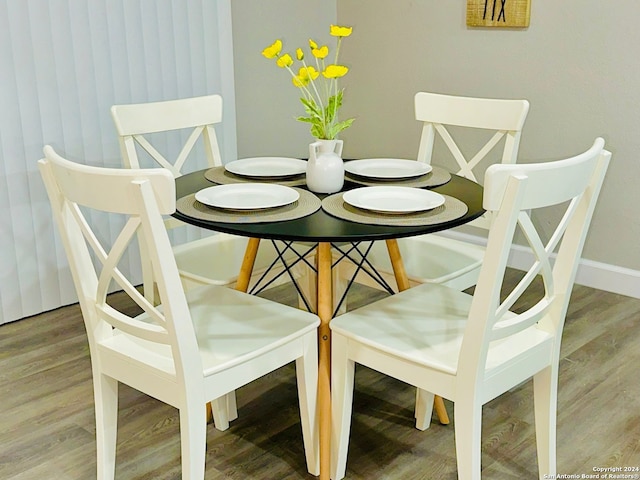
262, 25, 355, 140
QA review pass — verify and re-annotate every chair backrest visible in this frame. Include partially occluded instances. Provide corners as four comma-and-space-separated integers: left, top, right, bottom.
38, 146, 202, 387
111, 95, 225, 301
415, 92, 530, 229
111, 94, 224, 176
459, 138, 610, 388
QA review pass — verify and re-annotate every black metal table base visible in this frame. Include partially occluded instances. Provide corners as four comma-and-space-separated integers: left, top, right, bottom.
247, 240, 395, 318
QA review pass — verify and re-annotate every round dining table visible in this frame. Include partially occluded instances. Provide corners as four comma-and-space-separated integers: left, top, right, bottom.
174, 168, 484, 480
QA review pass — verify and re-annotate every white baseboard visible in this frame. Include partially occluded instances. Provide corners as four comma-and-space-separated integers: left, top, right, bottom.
438, 231, 640, 299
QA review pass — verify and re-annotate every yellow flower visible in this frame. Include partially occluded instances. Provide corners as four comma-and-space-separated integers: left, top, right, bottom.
292, 75, 308, 88
312, 45, 329, 59
323, 64, 349, 78
276, 53, 293, 68
296, 48, 304, 61
330, 25, 353, 37
309, 39, 318, 49
298, 66, 320, 81
261, 39, 282, 59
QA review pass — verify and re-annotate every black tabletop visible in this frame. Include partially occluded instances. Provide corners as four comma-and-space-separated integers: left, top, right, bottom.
173, 169, 485, 243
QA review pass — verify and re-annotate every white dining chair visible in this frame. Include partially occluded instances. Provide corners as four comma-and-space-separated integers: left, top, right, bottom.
111, 94, 307, 300
111, 94, 313, 430
38, 146, 320, 480
330, 138, 610, 480
340, 91, 530, 294
336, 91, 531, 430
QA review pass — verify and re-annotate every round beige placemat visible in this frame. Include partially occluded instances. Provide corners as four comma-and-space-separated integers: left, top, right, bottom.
345, 165, 451, 188
321, 191, 468, 226
205, 166, 307, 187
177, 187, 321, 224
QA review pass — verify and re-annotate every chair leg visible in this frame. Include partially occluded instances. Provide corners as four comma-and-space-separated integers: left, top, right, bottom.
534, 365, 558, 479
414, 388, 435, 431
453, 397, 483, 480
296, 332, 320, 476
210, 392, 238, 431
94, 372, 118, 480
414, 390, 450, 430
331, 333, 356, 480
179, 402, 207, 480
226, 392, 238, 422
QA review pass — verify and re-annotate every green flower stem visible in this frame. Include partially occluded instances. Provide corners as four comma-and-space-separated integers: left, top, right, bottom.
318, 57, 329, 111
284, 64, 308, 98
333, 37, 342, 129
297, 60, 322, 111
285, 59, 327, 138
305, 65, 327, 132
332, 37, 343, 129
283, 62, 315, 106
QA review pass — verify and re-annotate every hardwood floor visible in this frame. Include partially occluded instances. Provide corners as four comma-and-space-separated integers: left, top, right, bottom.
1, 273, 639, 479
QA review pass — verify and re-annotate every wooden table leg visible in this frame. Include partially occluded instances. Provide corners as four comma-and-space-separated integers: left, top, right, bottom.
385, 239, 410, 292
317, 242, 332, 480
235, 237, 261, 293
385, 239, 450, 426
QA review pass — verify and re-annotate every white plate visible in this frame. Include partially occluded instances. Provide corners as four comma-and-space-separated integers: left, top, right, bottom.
343, 186, 445, 214
195, 184, 299, 210
225, 157, 307, 178
344, 158, 432, 179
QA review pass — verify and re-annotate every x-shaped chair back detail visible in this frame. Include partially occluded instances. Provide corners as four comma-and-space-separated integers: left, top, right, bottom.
463, 137, 610, 391
111, 95, 226, 306
111, 94, 223, 176
38, 146, 201, 392
415, 91, 530, 229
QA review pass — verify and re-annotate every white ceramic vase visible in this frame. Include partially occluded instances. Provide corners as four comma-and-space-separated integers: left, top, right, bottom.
306, 139, 344, 194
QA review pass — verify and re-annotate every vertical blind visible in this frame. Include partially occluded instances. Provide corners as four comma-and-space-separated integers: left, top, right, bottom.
0, 0, 237, 325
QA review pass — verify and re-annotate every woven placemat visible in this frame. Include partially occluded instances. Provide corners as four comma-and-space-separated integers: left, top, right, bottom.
345, 165, 451, 188
177, 187, 321, 224
204, 166, 307, 187
321, 192, 468, 226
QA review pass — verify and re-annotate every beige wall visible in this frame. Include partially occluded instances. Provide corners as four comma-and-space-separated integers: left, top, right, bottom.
231, 1, 640, 273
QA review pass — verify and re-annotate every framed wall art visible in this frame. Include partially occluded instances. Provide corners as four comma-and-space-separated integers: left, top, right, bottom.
467, 0, 531, 28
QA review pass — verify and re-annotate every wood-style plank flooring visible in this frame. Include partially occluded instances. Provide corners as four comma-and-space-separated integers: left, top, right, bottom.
1, 273, 639, 479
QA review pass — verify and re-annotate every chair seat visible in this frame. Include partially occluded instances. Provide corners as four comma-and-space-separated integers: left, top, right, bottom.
343, 234, 485, 291
100, 284, 319, 378
173, 233, 301, 288
330, 282, 553, 377
396, 234, 485, 286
